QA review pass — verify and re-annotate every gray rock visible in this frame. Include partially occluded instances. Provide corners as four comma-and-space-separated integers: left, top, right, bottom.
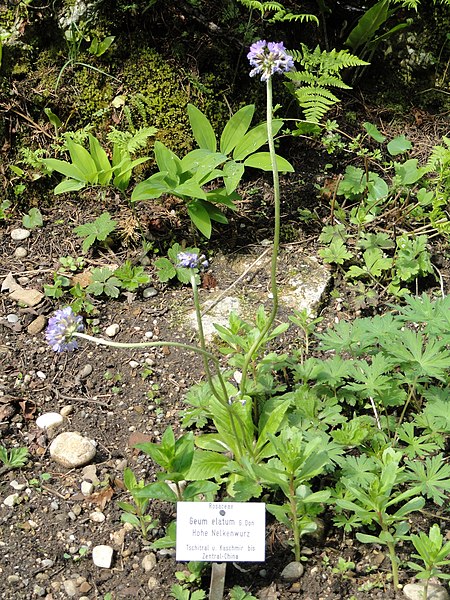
280, 561, 305, 582
147, 576, 159, 590
92, 545, 114, 568
11, 228, 30, 241
143, 287, 158, 298
403, 583, 450, 600
62, 579, 78, 597
49, 432, 96, 468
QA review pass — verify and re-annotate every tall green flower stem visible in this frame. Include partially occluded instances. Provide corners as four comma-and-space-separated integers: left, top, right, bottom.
239, 77, 281, 398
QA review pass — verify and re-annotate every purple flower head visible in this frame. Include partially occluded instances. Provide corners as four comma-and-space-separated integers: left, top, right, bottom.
247, 40, 294, 81
45, 306, 84, 352
176, 251, 209, 269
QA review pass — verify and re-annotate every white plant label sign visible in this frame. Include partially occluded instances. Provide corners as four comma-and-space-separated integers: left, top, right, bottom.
176, 502, 266, 562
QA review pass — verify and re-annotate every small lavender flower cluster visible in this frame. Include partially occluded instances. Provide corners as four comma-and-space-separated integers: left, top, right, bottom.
247, 40, 294, 81
45, 306, 84, 352
177, 252, 209, 269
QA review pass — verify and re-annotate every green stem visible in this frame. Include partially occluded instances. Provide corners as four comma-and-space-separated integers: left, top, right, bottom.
239, 76, 281, 397
386, 539, 399, 591
289, 477, 301, 562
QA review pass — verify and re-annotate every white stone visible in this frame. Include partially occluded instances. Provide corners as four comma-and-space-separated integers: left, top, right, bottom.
10, 480, 26, 491
81, 481, 94, 496
147, 576, 158, 590
90, 511, 105, 523
141, 553, 157, 572
14, 246, 28, 259
11, 228, 30, 241
35, 412, 64, 436
60, 405, 74, 417
92, 545, 113, 568
129, 360, 140, 369
105, 324, 120, 337
49, 432, 96, 468
3, 493, 19, 507
403, 583, 450, 600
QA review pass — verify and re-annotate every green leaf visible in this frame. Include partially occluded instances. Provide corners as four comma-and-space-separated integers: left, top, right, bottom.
54, 179, 86, 194
187, 104, 216, 152
66, 138, 98, 183
387, 135, 412, 156
223, 160, 245, 194
44, 107, 61, 128
88, 134, 112, 185
41, 158, 86, 182
233, 119, 284, 161
134, 482, 178, 502
153, 141, 182, 184
220, 104, 255, 154
74, 212, 117, 253
363, 121, 385, 143
356, 532, 382, 545
131, 172, 171, 201
22, 207, 43, 229
344, 0, 390, 52
187, 450, 229, 480
243, 152, 294, 172
187, 201, 212, 238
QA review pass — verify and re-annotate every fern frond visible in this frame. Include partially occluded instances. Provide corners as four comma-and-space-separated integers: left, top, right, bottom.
294, 87, 340, 123
108, 126, 157, 156
236, 0, 318, 24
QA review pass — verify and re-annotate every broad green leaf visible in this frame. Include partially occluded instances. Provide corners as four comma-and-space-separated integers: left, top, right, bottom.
186, 450, 229, 480
173, 181, 207, 200
188, 200, 212, 238
187, 104, 216, 152
220, 104, 255, 155
131, 172, 170, 201
54, 179, 86, 194
243, 152, 294, 172
394, 158, 425, 185
233, 119, 284, 161
387, 135, 412, 156
66, 139, 98, 183
154, 257, 177, 282
41, 158, 86, 181
223, 160, 245, 194
88, 134, 112, 185
22, 208, 43, 229
134, 482, 178, 502
44, 107, 61, 128
153, 141, 182, 184
344, 0, 390, 52
255, 397, 291, 456
183, 481, 219, 501
363, 121, 385, 142
203, 202, 228, 225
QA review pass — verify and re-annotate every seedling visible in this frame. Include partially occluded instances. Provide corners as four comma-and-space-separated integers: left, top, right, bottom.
0, 446, 28, 470
407, 524, 450, 600
118, 468, 159, 539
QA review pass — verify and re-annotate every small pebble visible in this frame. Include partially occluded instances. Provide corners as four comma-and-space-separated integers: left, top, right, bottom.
129, 360, 140, 369
90, 511, 106, 523
81, 481, 94, 496
27, 315, 46, 334
143, 287, 158, 299
105, 324, 120, 337
3, 493, 19, 507
141, 553, 157, 572
60, 405, 74, 417
78, 364, 93, 379
36, 412, 64, 433
92, 545, 114, 568
36, 371, 46, 380
11, 228, 30, 241
6, 313, 19, 324
14, 246, 28, 258
147, 577, 158, 590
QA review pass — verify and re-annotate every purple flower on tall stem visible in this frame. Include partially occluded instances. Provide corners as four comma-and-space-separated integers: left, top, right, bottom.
177, 252, 208, 269
247, 40, 294, 81
45, 306, 84, 352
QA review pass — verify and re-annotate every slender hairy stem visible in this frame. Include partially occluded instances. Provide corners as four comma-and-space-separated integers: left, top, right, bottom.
74, 332, 225, 383
239, 76, 281, 397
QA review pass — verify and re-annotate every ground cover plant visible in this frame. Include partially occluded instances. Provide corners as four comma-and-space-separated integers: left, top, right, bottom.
1, 1, 450, 599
